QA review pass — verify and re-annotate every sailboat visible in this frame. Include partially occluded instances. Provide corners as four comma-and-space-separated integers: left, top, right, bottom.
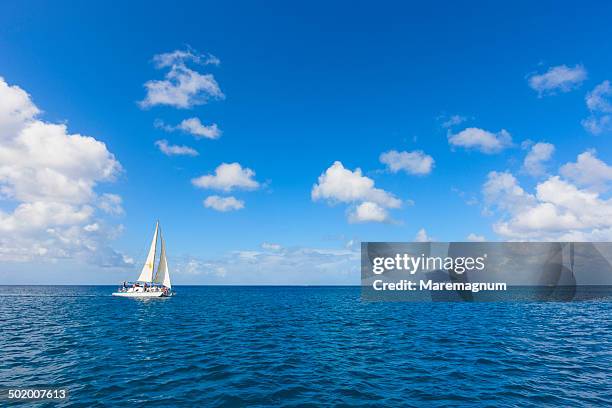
112, 221, 173, 298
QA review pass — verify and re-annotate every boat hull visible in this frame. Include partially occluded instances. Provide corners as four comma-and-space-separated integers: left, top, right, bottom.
112, 291, 168, 298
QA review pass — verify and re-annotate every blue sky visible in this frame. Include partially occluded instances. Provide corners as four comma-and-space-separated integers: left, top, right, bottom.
2, 1, 612, 284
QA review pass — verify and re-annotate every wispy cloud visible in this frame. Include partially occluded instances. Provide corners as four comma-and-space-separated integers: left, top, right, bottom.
172, 244, 360, 285
139, 48, 224, 109
582, 80, 612, 134
439, 114, 467, 129
98, 193, 124, 215
527, 64, 587, 96
155, 139, 198, 156
152, 48, 220, 68
155, 117, 221, 139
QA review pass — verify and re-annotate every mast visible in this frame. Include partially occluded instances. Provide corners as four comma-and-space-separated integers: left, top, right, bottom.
154, 224, 171, 289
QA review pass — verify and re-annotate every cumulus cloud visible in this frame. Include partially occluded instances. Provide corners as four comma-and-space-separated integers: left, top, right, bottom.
522, 142, 555, 177
467, 233, 486, 242
203, 195, 245, 212
192, 162, 260, 192
379, 150, 434, 175
448, 127, 513, 154
582, 80, 612, 134
155, 117, 221, 139
155, 139, 198, 156
560, 150, 612, 192
312, 161, 402, 223
0, 76, 129, 265
139, 48, 224, 109
414, 228, 433, 242
348, 202, 389, 223
483, 153, 612, 241
312, 161, 401, 208
527, 64, 587, 96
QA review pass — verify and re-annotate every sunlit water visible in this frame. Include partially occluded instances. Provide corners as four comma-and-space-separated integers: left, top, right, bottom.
1, 286, 610, 407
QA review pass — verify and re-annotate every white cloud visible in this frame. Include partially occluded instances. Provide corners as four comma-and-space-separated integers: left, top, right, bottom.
585, 80, 612, 112
582, 115, 612, 135
97, 193, 124, 215
483, 162, 612, 240
0, 78, 40, 137
0, 202, 93, 233
178, 118, 221, 139
312, 161, 401, 208
523, 142, 555, 176
583, 80, 612, 134
203, 195, 245, 212
483, 171, 536, 215
261, 242, 282, 251
192, 162, 260, 192
172, 245, 360, 285
348, 202, 389, 223
155, 139, 198, 156
84, 223, 100, 232
0, 76, 129, 265
440, 114, 467, 129
414, 228, 432, 242
467, 233, 485, 242
527, 64, 587, 96
155, 117, 221, 139
312, 161, 402, 223
152, 48, 220, 68
139, 48, 224, 109
379, 150, 434, 175
560, 150, 612, 192
448, 127, 513, 154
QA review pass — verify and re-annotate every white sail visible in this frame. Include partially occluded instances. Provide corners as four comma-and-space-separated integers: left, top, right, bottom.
136, 221, 158, 282
154, 231, 171, 289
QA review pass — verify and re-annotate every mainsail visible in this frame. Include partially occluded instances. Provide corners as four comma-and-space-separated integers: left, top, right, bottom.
136, 221, 159, 282
154, 231, 171, 289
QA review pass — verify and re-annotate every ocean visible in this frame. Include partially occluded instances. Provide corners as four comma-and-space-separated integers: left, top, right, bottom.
1, 286, 610, 407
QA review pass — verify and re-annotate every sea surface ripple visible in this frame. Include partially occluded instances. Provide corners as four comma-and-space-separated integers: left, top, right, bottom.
0, 286, 610, 407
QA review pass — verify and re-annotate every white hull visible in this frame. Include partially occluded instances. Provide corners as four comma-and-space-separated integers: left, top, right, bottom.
112, 291, 169, 298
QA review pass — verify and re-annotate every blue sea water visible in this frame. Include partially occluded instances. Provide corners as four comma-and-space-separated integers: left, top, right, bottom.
0, 286, 610, 407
